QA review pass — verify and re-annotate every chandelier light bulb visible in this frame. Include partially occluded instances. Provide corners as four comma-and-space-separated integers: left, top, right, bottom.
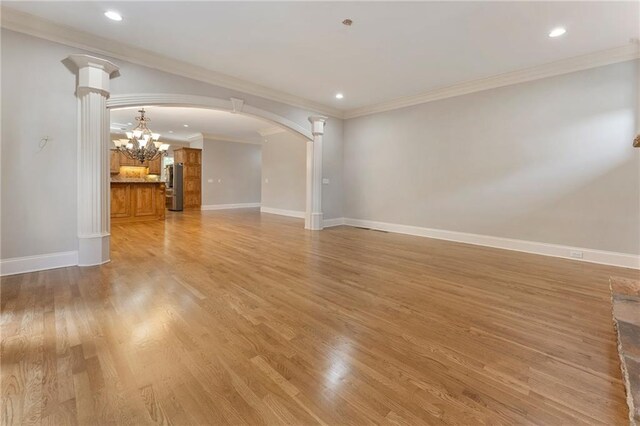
116, 108, 167, 163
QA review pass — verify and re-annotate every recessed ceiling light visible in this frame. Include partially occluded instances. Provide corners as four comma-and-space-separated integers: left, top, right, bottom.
104, 11, 122, 21
335, 93, 344, 99
549, 27, 566, 38
183, 124, 189, 128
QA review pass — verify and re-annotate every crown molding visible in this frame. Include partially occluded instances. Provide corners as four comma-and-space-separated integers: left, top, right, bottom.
0, 6, 343, 118
202, 133, 261, 145
344, 43, 640, 119
257, 126, 286, 137
4, 6, 638, 121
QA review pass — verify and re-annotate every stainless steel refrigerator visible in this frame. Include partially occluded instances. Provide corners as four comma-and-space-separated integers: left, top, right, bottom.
168, 163, 183, 211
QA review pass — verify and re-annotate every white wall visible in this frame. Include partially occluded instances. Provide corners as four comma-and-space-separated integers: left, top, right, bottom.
1, 29, 78, 259
261, 131, 306, 214
201, 138, 261, 206
0, 29, 344, 264
343, 61, 640, 255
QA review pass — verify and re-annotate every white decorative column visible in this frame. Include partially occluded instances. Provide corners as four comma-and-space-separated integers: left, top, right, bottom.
635, 54, 640, 147
68, 54, 119, 266
305, 116, 327, 230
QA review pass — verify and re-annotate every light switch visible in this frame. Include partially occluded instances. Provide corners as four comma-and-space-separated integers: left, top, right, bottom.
207, 178, 213, 183
218, 179, 222, 183
264, 178, 269, 183
322, 178, 330, 185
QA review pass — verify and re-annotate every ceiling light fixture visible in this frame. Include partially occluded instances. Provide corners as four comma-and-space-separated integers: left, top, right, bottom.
183, 124, 189, 127
549, 27, 566, 38
335, 93, 344, 99
112, 108, 168, 163
104, 11, 122, 21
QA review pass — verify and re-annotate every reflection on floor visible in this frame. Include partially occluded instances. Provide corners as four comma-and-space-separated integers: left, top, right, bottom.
1, 209, 637, 425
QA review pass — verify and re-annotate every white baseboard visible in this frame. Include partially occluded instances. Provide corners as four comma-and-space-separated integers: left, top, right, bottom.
201, 202, 261, 211
323, 217, 346, 228
260, 206, 305, 219
342, 218, 640, 270
0, 251, 79, 277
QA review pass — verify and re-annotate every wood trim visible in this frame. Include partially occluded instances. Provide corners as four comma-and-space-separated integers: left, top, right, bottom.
4, 6, 637, 120
0, 251, 78, 276
344, 44, 640, 119
260, 207, 305, 219
339, 218, 640, 269
106, 94, 313, 141
201, 203, 261, 210
0, 6, 342, 118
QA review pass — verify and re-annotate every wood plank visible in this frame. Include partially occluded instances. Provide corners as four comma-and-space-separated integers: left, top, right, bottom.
1, 209, 637, 424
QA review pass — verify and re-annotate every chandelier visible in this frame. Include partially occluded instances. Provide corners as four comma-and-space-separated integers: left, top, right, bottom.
112, 108, 169, 163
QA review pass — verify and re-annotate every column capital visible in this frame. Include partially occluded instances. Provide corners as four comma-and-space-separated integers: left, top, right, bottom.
308, 115, 328, 136
67, 54, 119, 97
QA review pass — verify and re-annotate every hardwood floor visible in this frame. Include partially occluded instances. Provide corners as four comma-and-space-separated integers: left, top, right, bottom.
2, 209, 638, 425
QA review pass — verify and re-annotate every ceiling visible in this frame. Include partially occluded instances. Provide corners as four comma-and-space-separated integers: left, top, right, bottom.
5, 2, 639, 112
110, 106, 275, 144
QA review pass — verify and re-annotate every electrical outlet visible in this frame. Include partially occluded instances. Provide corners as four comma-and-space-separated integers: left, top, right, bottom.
569, 250, 583, 259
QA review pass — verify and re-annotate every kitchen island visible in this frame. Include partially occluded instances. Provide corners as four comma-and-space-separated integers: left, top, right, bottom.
110, 180, 166, 224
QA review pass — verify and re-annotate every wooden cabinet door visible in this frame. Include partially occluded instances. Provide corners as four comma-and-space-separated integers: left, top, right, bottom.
184, 166, 201, 179
110, 150, 120, 174
148, 157, 161, 175
111, 185, 131, 218
184, 178, 200, 192
187, 150, 201, 165
184, 193, 200, 208
133, 185, 157, 217
118, 152, 131, 166
173, 149, 185, 164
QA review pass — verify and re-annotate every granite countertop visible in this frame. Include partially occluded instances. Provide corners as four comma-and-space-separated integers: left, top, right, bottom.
110, 179, 166, 184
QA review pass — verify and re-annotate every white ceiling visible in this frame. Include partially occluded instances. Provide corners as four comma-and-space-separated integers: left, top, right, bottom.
110, 106, 275, 143
5, 2, 639, 111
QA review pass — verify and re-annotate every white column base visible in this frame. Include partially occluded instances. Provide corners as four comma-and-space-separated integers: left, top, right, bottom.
305, 213, 324, 231
78, 234, 110, 266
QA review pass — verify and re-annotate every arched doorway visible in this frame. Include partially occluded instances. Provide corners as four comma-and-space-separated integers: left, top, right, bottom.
69, 53, 327, 266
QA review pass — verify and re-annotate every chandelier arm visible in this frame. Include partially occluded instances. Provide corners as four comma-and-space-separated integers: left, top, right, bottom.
115, 108, 166, 164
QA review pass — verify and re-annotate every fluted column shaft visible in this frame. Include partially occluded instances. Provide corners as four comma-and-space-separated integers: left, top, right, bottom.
68, 54, 119, 266
305, 116, 327, 230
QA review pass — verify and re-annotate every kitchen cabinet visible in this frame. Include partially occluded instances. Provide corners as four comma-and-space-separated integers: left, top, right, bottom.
173, 148, 202, 209
110, 150, 120, 174
110, 151, 162, 175
147, 156, 162, 175
110, 182, 166, 223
